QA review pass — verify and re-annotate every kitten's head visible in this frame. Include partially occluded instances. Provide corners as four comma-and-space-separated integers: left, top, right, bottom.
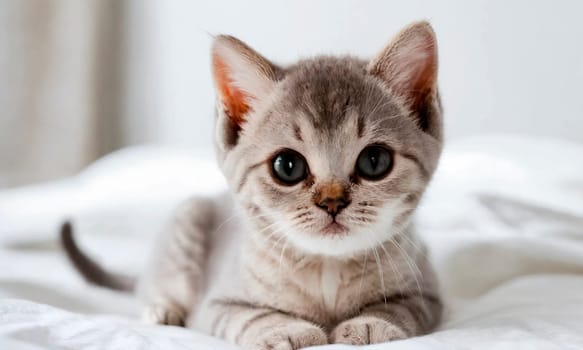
211, 22, 443, 257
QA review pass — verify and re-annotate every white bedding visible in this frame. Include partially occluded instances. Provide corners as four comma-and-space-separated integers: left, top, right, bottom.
1, 135, 583, 349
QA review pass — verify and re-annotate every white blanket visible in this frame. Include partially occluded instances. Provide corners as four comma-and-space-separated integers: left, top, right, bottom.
1, 135, 583, 349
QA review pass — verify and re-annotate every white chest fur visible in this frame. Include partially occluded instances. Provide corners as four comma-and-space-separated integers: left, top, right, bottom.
320, 259, 342, 311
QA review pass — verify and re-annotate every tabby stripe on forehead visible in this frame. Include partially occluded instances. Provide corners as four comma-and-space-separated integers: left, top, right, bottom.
400, 153, 430, 179
293, 124, 303, 141
357, 115, 366, 138
236, 160, 265, 193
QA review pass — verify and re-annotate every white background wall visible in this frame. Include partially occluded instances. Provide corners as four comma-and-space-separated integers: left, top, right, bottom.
2, 0, 582, 187
126, 0, 583, 152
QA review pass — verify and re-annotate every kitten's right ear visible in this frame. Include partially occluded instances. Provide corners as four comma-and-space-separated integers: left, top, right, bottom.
211, 35, 279, 147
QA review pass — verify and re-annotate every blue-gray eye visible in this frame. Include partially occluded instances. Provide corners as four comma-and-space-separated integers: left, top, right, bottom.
272, 150, 308, 185
356, 145, 393, 180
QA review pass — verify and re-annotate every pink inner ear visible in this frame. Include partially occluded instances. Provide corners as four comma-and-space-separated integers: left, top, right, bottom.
407, 51, 437, 111
212, 53, 251, 129
370, 23, 438, 113
387, 34, 437, 111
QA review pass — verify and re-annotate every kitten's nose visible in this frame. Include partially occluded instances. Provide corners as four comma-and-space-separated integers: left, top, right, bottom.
316, 197, 350, 217
313, 181, 351, 217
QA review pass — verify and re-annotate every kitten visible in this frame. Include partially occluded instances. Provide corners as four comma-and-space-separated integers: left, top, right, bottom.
62, 21, 444, 348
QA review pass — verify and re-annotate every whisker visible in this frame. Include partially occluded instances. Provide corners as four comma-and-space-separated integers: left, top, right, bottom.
211, 212, 241, 235
389, 237, 427, 310
267, 226, 289, 253
245, 211, 281, 222
365, 234, 387, 304
268, 221, 290, 240
398, 230, 429, 260
256, 221, 289, 245
256, 220, 281, 236
375, 238, 405, 298
390, 234, 422, 275
357, 250, 369, 303
277, 236, 290, 292
350, 220, 405, 299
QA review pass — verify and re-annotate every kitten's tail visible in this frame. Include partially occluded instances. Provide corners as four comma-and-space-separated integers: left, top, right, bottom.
60, 221, 136, 292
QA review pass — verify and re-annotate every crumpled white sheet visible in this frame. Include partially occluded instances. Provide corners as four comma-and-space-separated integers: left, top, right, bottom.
1, 135, 583, 350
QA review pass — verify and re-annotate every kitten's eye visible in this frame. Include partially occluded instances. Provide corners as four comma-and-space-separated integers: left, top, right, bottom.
356, 145, 393, 180
271, 149, 308, 185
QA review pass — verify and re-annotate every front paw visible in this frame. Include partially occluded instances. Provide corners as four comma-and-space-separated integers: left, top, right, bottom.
330, 316, 407, 345
248, 322, 328, 350
141, 304, 186, 327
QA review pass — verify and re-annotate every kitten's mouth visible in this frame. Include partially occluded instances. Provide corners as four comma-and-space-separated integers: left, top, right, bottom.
320, 221, 348, 235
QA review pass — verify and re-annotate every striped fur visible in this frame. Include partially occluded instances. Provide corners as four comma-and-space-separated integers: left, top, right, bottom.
63, 21, 445, 349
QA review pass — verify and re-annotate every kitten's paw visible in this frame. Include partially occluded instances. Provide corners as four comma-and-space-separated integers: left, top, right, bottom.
330, 316, 407, 345
248, 322, 328, 350
141, 304, 186, 327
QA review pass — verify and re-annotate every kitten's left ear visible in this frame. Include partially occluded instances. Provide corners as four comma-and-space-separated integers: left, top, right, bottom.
368, 21, 439, 133
212, 35, 279, 148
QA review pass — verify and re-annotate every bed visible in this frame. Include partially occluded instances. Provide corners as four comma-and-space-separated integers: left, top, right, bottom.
1, 135, 583, 349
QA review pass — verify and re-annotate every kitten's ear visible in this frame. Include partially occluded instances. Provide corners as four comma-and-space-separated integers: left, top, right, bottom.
368, 21, 439, 131
211, 35, 279, 145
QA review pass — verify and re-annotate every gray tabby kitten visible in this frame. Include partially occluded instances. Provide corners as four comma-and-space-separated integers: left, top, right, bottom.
62, 21, 444, 349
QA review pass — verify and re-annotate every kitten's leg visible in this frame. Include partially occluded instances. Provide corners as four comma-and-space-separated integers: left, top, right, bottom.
330, 290, 442, 344
331, 254, 442, 345
211, 300, 328, 350
138, 197, 215, 326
